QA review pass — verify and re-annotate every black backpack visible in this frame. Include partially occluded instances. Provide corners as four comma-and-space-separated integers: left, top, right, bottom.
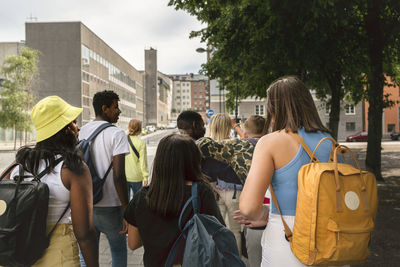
0, 158, 69, 266
78, 122, 115, 204
164, 182, 245, 267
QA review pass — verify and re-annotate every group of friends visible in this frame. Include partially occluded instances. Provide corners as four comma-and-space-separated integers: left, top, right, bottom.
1, 76, 338, 267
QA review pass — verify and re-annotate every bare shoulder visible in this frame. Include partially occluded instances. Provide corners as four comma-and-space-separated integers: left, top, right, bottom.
258, 130, 293, 147
61, 163, 90, 184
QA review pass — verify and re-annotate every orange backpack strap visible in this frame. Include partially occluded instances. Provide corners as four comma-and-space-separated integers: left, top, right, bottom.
288, 132, 316, 161
269, 186, 293, 242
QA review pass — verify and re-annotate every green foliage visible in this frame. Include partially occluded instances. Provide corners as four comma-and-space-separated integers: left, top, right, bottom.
0, 46, 39, 132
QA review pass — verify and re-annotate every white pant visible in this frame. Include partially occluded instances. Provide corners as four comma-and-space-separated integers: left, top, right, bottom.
216, 188, 242, 255
261, 213, 349, 267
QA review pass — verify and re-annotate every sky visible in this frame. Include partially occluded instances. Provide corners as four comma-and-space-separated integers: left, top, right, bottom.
0, 0, 206, 74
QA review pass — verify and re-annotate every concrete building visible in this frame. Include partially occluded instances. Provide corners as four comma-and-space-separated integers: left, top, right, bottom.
170, 74, 192, 120
313, 91, 363, 141
157, 71, 173, 127
144, 48, 172, 127
25, 21, 144, 130
191, 74, 209, 113
170, 74, 209, 120
364, 76, 400, 135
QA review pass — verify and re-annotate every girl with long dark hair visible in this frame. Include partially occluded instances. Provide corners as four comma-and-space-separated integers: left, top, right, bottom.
124, 134, 224, 267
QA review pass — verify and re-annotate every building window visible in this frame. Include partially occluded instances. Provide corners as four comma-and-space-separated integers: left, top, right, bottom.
325, 103, 330, 115
345, 104, 355, 115
255, 105, 265, 116
346, 122, 356, 131
199, 101, 202, 105
388, 124, 395, 133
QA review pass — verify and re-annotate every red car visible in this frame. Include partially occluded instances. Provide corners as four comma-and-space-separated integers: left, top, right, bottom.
346, 132, 368, 142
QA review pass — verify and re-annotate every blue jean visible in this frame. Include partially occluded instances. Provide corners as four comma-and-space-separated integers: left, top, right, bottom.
79, 206, 127, 267
127, 181, 142, 200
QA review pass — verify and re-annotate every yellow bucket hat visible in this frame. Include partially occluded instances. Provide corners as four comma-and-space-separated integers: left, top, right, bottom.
31, 96, 83, 143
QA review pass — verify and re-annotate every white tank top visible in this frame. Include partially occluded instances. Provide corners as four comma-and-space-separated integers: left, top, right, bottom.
10, 156, 71, 225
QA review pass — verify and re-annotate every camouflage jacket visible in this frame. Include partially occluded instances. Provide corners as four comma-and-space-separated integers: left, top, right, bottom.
196, 137, 255, 184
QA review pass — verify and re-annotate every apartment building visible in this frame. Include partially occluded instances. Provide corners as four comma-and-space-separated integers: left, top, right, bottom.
25, 22, 144, 130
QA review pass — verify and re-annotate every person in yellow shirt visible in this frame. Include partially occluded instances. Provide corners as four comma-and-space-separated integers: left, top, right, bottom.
125, 119, 149, 199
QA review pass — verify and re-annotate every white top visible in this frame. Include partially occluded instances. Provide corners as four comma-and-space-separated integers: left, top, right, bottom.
79, 120, 130, 207
11, 157, 71, 225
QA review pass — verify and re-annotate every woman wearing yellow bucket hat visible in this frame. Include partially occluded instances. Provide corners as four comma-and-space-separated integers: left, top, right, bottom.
4, 96, 99, 267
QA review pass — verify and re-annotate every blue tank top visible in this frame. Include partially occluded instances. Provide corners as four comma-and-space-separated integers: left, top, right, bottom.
270, 127, 333, 216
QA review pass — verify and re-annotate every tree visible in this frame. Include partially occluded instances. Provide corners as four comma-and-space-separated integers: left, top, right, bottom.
169, 0, 400, 180
169, 0, 367, 140
362, 0, 400, 180
0, 46, 39, 149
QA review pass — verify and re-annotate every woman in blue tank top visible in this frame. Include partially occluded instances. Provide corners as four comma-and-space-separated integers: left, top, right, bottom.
239, 76, 337, 267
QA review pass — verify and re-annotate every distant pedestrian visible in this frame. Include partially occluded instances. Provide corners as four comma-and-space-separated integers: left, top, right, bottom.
233, 115, 269, 267
124, 134, 224, 266
78, 90, 130, 267
4, 96, 99, 266
125, 119, 149, 199
239, 76, 340, 266
207, 113, 243, 255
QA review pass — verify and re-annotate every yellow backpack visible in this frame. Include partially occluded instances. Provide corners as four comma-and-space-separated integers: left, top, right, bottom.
270, 133, 378, 266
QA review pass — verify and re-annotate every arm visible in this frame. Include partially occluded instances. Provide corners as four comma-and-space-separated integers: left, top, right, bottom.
231, 118, 245, 138
63, 165, 99, 267
239, 135, 275, 221
200, 183, 226, 226
127, 224, 143, 250
112, 154, 129, 210
139, 142, 149, 186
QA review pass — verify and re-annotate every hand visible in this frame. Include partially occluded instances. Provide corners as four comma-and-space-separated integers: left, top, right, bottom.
231, 117, 237, 128
142, 180, 148, 187
233, 209, 269, 229
119, 219, 128, 235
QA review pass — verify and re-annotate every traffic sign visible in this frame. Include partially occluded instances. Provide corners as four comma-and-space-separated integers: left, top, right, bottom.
207, 109, 214, 116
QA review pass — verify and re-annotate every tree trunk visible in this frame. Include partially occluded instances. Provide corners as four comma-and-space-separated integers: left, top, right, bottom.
327, 72, 342, 140
365, 0, 384, 181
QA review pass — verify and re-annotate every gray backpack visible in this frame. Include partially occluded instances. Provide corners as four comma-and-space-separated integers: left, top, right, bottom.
164, 182, 245, 267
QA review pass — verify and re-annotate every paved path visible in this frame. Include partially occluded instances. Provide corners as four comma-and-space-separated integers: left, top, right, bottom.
1, 138, 399, 266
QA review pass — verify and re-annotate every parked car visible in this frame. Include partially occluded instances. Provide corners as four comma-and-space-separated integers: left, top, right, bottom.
346, 131, 368, 142
167, 121, 177, 129
390, 132, 400, 140
145, 125, 156, 133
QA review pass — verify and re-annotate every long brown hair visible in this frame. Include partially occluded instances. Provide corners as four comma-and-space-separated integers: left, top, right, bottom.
146, 134, 206, 216
265, 76, 330, 133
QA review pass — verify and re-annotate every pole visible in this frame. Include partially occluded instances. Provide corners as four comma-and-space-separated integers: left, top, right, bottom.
235, 80, 238, 122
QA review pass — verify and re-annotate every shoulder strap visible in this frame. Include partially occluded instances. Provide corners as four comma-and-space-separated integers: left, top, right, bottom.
35, 157, 64, 181
269, 186, 293, 242
0, 162, 23, 181
87, 122, 115, 142
127, 136, 140, 158
288, 132, 317, 161
47, 202, 70, 239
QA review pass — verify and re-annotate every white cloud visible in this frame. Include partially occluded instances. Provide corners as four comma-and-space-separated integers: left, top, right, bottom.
0, 0, 207, 73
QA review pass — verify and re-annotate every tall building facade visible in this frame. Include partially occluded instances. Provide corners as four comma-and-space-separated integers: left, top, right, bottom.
170, 74, 209, 120
144, 48, 172, 127
191, 74, 209, 113
25, 22, 144, 130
